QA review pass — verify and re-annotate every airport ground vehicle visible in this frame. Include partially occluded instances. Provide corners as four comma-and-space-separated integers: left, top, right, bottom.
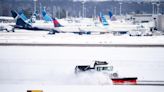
128, 29, 153, 36
0, 24, 15, 32
75, 61, 118, 78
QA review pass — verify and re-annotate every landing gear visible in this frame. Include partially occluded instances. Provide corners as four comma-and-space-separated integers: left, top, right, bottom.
48, 29, 59, 35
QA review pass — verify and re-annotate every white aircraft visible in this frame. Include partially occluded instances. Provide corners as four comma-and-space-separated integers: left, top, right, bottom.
99, 12, 146, 35
48, 18, 108, 35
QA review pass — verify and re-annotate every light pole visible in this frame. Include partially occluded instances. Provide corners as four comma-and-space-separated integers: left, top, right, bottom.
52, 6, 56, 18
82, 1, 85, 18
79, 11, 81, 18
119, 2, 122, 16
156, 2, 160, 15
39, 3, 42, 20
58, 7, 61, 19
94, 6, 97, 19
33, 0, 37, 12
114, 7, 117, 15
152, 2, 155, 15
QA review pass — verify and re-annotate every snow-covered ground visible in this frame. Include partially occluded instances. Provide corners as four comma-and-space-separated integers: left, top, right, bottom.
0, 30, 164, 92
0, 29, 164, 45
1, 46, 164, 84
0, 46, 164, 91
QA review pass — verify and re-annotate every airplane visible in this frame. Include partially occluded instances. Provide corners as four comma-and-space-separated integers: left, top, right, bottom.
49, 18, 108, 35
99, 12, 146, 35
11, 9, 108, 35
11, 10, 52, 31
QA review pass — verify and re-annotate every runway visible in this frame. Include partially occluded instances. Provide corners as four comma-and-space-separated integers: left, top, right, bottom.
1, 30, 164, 47
137, 80, 164, 86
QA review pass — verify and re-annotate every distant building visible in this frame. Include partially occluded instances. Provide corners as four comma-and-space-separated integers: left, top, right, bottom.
158, 15, 164, 31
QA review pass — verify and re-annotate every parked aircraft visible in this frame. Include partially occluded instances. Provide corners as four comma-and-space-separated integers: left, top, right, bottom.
11, 10, 56, 31
11, 9, 108, 35
99, 12, 146, 35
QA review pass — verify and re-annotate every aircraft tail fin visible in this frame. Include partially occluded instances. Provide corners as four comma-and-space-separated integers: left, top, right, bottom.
109, 11, 113, 19
11, 10, 32, 28
42, 7, 53, 22
108, 11, 117, 21
99, 12, 109, 26
33, 10, 38, 18
53, 18, 63, 27
18, 9, 28, 21
11, 10, 18, 19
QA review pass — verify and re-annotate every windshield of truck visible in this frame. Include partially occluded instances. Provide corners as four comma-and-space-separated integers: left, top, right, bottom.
96, 66, 113, 71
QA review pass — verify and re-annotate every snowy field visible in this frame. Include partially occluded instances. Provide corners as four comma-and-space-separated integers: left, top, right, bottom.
1, 30, 164, 92
0, 46, 164, 92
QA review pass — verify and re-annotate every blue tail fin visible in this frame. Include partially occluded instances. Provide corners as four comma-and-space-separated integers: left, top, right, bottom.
108, 11, 117, 21
99, 12, 109, 26
18, 9, 34, 23
108, 11, 113, 19
33, 10, 38, 18
11, 10, 32, 29
18, 9, 28, 21
42, 7, 52, 22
